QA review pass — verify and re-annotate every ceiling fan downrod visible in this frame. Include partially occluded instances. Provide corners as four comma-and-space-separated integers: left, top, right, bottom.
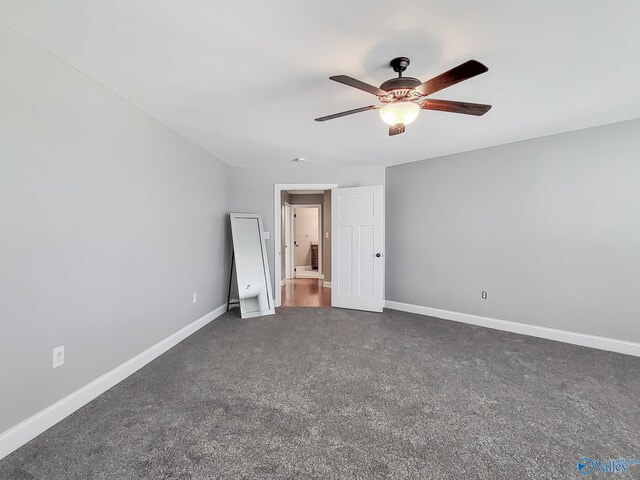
390, 57, 410, 78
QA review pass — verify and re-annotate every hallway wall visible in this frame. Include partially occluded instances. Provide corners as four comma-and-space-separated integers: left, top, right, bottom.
280, 192, 333, 282
294, 207, 319, 267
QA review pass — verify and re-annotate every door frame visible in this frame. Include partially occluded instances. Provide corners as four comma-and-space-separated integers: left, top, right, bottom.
274, 184, 338, 307
292, 204, 322, 279
284, 202, 292, 281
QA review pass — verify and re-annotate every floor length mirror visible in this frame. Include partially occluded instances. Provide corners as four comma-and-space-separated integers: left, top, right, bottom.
229, 213, 275, 318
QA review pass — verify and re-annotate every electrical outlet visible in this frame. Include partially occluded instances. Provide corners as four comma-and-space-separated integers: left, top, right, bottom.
263, 231, 270, 240
193, 292, 197, 304
482, 291, 488, 300
53, 346, 64, 368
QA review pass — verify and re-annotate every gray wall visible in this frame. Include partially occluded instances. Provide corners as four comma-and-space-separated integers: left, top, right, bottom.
0, 25, 230, 433
289, 194, 325, 205
230, 166, 385, 293
386, 119, 640, 343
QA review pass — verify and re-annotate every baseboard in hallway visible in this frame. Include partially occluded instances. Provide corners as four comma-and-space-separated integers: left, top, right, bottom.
295, 270, 322, 279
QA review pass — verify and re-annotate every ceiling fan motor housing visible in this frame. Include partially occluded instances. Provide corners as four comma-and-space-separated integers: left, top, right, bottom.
380, 57, 422, 101
379, 77, 422, 102
379, 77, 421, 91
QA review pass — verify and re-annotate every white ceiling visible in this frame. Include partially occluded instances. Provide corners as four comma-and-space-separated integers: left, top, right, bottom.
2, 1, 640, 167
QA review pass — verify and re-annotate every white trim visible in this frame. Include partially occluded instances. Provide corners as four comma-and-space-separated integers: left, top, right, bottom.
284, 202, 293, 280
274, 184, 338, 307
0, 304, 228, 461
281, 279, 287, 286
295, 270, 321, 279
323, 281, 332, 288
385, 301, 640, 357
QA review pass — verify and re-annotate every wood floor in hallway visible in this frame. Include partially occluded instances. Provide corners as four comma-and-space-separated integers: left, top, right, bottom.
281, 278, 331, 307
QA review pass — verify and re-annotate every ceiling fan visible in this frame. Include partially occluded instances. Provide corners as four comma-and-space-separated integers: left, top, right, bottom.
315, 57, 491, 136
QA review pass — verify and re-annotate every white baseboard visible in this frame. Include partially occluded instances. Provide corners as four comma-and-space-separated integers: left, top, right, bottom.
0, 304, 228, 461
295, 270, 321, 279
281, 278, 286, 286
384, 301, 640, 357
323, 281, 332, 288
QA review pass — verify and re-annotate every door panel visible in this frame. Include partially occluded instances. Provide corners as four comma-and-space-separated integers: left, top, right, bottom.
337, 225, 353, 295
331, 185, 384, 312
359, 225, 375, 297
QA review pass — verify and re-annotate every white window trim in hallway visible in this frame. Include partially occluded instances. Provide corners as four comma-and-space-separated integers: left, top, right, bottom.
273, 184, 338, 308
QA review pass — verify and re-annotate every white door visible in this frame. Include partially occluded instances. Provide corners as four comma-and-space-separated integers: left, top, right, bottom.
331, 185, 384, 312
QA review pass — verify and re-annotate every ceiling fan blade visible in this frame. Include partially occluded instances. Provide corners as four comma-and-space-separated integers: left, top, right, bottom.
421, 99, 492, 116
330, 75, 388, 96
415, 60, 488, 96
314, 105, 380, 122
389, 124, 406, 136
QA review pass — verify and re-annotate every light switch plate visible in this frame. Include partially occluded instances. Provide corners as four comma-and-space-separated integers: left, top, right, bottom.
263, 231, 270, 240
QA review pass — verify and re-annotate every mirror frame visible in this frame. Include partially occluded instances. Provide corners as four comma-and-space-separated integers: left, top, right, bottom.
229, 213, 275, 318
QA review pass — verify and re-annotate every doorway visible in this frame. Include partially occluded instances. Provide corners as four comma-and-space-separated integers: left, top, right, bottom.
282, 203, 327, 306
275, 184, 336, 307
274, 183, 385, 311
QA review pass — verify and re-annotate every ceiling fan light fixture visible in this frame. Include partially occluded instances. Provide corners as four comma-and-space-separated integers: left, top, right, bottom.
315, 58, 490, 135
379, 101, 420, 126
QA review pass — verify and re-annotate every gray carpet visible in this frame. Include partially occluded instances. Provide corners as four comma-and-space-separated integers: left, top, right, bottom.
1, 307, 639, 479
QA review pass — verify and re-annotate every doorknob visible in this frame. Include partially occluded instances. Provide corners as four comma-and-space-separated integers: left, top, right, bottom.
376, 253, 383, 258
